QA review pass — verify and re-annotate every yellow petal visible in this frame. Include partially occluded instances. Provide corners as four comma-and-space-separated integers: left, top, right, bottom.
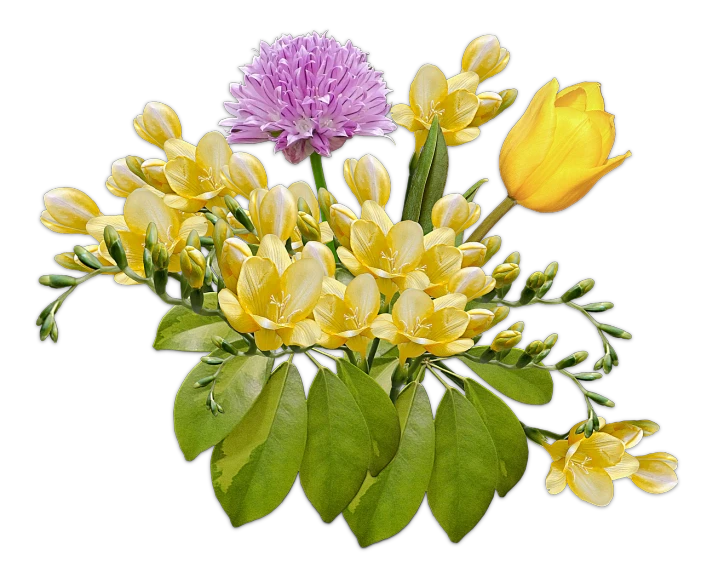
110, 158, 147, 193
443, 127, 481, 146
164, 156, 202, 198
359, 201, 393, 236
499, 79, 559, 196
314, 294, 348, 335
426, 338, 474, 357
350, 220, 386, 270
322, 276, 346, 299
398, 342, 426, 364
370, 313, 402, 344
195, 132, 231, 183
447, 71, 479, 93
329, 204, 357, 247
279, 319, 321, 348
43, 188, 102, 232
566, 464, 614, 506
386, 221, 424, 273
346, 335, 371, 354
544, 440, 569, 462
482, 47, 510, 81
176, 216, 209, 249
424, 227, 456, 249
254, 328, 283, 351
319, 221, 334, 244
86, 215, 128, 242
302, 241, 335, 277
461, 35, 501, 80
462, 309, 494, 338
448, 267, 495, 302
438, 90, 480, 132
470, 92, 503, 127
353, 155, 391, 207
431, 194, 480, 232
258, 185, 297, 240
458, 242, 487, 267
409, 64, 448, 118
392, 288, 434, 330
588, 110, 616, 164
422, 245, 462, 287
345, 273, 381, 323
280, 258, 324, 322
600, 422, 643, 449
220, 237, 252, 291
636, 452, 677, 470
546, 459, 567, 494
140, 102, 182, 147
401, 270, 431, 291
124, 187, 180, 239
218, 289, 259, 333
567, 432, 625, 468
390, 104, 422, 131
631, 458, 678, 494
288, 181, 320, 222
557, 82, 605, 111
605, 452, 640, 480
257, 234, 292, 275
163, 138, 196, 161
237, 256, 280, 319
433, 293, 467, 311
337, 246, 370, 276
424, 307, 469, 343
228, 152, 267, 198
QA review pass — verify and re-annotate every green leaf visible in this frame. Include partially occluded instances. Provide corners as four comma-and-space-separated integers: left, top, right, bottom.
375, 340, 399, 360
210, 361, 307, 527
459, 346, 553, 405
428, 387, 498, 543
401, 117, 442, 225
154, 292, 243, 352
300, 368, 371, 523
344, 382, 435, 547
463, 178, 489, 203
417, 121, 449, 234
174, 353, 273, 461
336, 360, 401, 476
463, 378, 528, 497
369, 356, 399, 395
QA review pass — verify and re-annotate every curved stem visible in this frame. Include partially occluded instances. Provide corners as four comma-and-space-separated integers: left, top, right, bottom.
466, 196, 517, 242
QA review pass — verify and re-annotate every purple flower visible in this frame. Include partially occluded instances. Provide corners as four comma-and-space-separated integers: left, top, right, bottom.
222, 33, 396, 164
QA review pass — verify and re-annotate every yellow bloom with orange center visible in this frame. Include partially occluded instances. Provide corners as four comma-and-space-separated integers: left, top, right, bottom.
218, 234, 322, 351
370, 288, 473, 363
500, 79, 631, 213
314, 273, 381, 353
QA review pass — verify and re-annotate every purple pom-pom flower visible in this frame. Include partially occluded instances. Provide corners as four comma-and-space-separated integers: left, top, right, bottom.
222, 33, 396, 164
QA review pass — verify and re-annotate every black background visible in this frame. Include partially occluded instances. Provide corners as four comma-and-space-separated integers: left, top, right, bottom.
34, 24, 681, 548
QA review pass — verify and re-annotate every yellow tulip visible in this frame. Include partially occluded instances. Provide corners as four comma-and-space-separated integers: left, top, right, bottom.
461, 35, 510, 82
370, 288, 474, 363
40, 188, 102, 235
220, 152, 267, 198
447, 267, 496, 302
431, 194, 481, 233
134, 102, 182, 148
328, 204, 357, 248
163, 132, 232, 212
343, 155, 391, 207
219, 237, 252, 291
314, 273, 381, 353
391, 64, 480, 151
218, 234, 322, 351
337, 201, 430, 298
248, 185, 298, 241
500, 79, 631, 213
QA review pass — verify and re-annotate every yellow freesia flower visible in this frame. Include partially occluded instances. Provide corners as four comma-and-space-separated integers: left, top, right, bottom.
328, 203, 357, 248
88, 187, 208, 284
447, 266, 496, 302
391, 64, 480, 151
287, 181, 334, 246
133, 102, 182, 149
500, 79, 631, 212
218, 234, 322, 351
220, 152, 267, 198
219, 237, 252, 291
106, 157, 174, 199
337, 201, 430, 298
461, 35, 510, 82
419, 227, 463, 297
343, 155, 391, 208
370, 288, 473, 363
299, 240, 336, 278
40, 188, 102, 235
461, 309, 495, 339
314, 273, 381, 353
163, 132, 232, 212
431, 194, 481, 233
458, 242, 487, 267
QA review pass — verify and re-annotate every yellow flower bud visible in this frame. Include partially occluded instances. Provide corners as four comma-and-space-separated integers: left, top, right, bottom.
461, 35, 510, 82
222, 152, 267, 198
463, 309, 495, 339
133, 102, 182, 148
250, 185, 297, 241
431, 194, 481, 233
344, 155, 390, 207
448, 267, 496, 302
492, 263, 520, 288
458, 242, 487, 267
328, 204, 357, 248
105, 158, 147, 198
491, 330, 521, 351
180, 246, 206, 289
40, 188, 102, 234
297, 212, 321, 242
220, 238, 252, 291
470, 92, 503, 127
500, 79, 631, 213
317, 187, 336, 221
481, 235, 501, 263
302, 241, 335, 277
491, 306, 510, 327
498, 89, 518, 114
141, 159, 171, 192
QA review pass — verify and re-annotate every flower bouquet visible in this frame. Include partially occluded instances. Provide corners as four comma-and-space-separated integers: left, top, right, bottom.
36, 32, 678, 546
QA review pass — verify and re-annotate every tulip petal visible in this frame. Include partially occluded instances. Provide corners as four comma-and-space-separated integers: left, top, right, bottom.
438, 90, 479, 132
605, 452, 640, 480
557, 82, 605, 111
280, 258, 324, 323
447, 71, 479, 94
499, 79, 559, 195
631, 459, 678, 494
554, 87, 588, 111
409, 64, 448, 119
587, 110, 616, 164
237, 256, 280, 319
218, 289, 259, 333
546, 459, 567, 494
258, 234, 292, 275
566, 464, 614, 506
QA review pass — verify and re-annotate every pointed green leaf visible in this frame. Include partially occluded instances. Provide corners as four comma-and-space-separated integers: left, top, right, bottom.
174, 353, 273, 461
336, 360, 401, 476
459, 347, 553, 404
417, 122, 448, 234
344, 383, 435, 547
463, 378, 528, 497
401, 117, 441, 224
211, 361, 307, 527
154, 292, 244, 352
300, 368, 371, 523
369, 356, 399, 395
428, 387, 498, 543
375, 340, 399, 360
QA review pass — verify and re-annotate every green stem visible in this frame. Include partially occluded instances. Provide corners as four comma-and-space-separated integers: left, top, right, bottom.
310, 152, 327, 191
365, 337, 380, 372
466, 196, 517, 242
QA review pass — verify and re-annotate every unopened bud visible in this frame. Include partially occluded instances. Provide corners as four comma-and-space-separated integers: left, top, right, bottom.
39, 275, 77, 288
479, 347, 497, 363
297, 197, 313, 215
74, 245, 102, 270
190, 288, 204, 314
481, 235, 501, 263
525, 340, 545, 356
50, 321, 59, 342
504, 251, 520, 265
329, 204, 357, 248
492, 263, 520, 288
555, 351, 588, 370
561, 278, 595, 303
527, 271, 546, 290
145, 222, 159, 252
583, 302, 614, 313
152, 243, 170, 270
603, 353, 613, 374
509, 321, 524, 333
153, 270, 168, 295
609, 345, 619, 366
523, 426, 547, 445
585, 391, 615, 407
544, 334, 558, 349
544, 261, 558, 280
532, 348, 550, 364
180, 246, 206, 289
317, 188, 336, 222
201, 356, 224, 365
103, 225, 119, 249
194, 375, 215, 389
143, 248, 154, 278
599, 324, 632, 339
490, 306, 510, 327
536, 279, 554, 299
224, 194, 241, 215
186, 229, 201, 250
39, 313, 55, 341
458, 242, 487, 268
490, 330, 521, 351
574, 372, 602, 381
297, 212, 321, 242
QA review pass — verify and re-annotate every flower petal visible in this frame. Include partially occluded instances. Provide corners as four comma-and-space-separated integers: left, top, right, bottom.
237, 256, 280, 319
391, 103, 422, 131
433, 293, 468, 311
255, 328, 283, 351
444, 127, 481, 146
398, 341, 426, 364
438, 90, 480, 132
566, 464, 614, 506
424, 227, 456, 249
386, 221, 424, 273
392, 288, 434, 331
195, 132, 232, 184
351, 219, 386, 270
635, 452, 677, 470
409, 64, 448, 118
258, 234, 292, 275
546, 459, 567, 494
302, 241, 335, 277
544, 440, 569, 462
631, 459, 678, 494
345, 273, 380, 323
600, 422, 643, 449
421, 244, 462, 286
557, 82, 605, 111
354, 155, 391, 207
314, 294, 348, 335
447, 71, 479, 94
280, 258, 323, 322
360, 201, 393, 235
605, 452, 640, 480
424, 307, 470, 343
426, 338, 474, 357
218, 289, 259, 333
370, 314, 402, 344
279, 319, 320, 348
124, 187, 180, 239
288, 181, 320, 222
337, 246, 370, 276
322, 276, 346, 298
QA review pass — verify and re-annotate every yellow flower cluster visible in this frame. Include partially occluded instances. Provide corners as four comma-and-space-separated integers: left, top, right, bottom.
544, 419, 678, 506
